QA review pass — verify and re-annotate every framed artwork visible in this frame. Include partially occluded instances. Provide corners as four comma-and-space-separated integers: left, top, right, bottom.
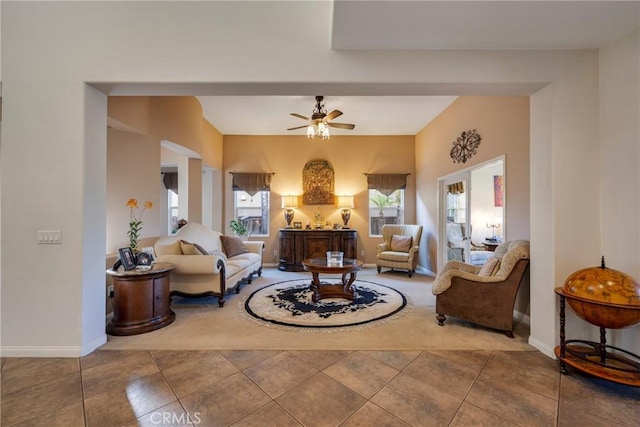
118, 247, 137, 271
494, 175, 504, 207
302, 159, 335, 205
293, 221, 303, 229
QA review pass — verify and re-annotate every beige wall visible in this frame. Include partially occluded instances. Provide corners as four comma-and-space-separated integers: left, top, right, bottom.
416, 96, 530, 272
223, 135, 416, 264
106, 129, 162, 253
106, 97, 222, 253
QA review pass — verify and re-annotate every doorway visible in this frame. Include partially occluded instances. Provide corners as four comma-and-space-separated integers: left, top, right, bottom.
438, 157, 505, 271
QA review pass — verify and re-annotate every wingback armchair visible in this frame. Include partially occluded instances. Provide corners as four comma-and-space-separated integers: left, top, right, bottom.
376, 224, 423, 277
432, 240, 530, 337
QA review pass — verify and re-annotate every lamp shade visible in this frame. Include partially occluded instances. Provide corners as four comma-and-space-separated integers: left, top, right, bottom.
281, 195, 299, 208
337, 195, 354, 209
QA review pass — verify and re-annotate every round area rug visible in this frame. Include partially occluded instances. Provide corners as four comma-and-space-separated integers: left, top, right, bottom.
243, 279, 408, 330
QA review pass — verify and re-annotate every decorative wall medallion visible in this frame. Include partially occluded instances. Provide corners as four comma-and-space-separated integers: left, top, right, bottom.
303, 159, 335, 204
450, 129, 481, 164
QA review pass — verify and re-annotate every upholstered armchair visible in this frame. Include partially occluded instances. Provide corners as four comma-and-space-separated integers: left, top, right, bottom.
376, 224, 423, 277
432, 240, 530, 337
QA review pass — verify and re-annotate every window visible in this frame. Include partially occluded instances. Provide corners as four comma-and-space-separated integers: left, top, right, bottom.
369, 189, 404, 236
168, 190, 179, 234
234, 190, 270, 236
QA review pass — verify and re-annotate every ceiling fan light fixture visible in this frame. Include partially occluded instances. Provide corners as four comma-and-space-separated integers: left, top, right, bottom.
307, 120, 330, 139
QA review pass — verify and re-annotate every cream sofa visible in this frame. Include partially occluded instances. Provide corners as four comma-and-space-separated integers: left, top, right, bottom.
154, 223, 264, 307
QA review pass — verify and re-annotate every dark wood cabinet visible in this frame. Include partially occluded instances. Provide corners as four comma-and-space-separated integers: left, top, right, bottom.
106, 262, 175, 335
278, 229, 357, 271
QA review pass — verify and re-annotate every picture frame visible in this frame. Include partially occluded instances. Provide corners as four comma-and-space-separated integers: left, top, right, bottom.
293, 221, 302, 229
118, 247, 137, 271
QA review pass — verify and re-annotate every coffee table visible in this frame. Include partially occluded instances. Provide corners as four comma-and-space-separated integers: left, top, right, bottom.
301, 258, 363, 302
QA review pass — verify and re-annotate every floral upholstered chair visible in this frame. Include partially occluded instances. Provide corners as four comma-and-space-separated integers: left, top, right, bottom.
376, 224, 423, 278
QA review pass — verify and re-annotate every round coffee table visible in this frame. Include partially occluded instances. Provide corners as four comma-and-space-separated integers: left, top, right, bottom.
301, 258, 363, 302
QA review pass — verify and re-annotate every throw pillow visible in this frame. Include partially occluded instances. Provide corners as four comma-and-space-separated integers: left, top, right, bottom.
390, 234, 413, 252
478, 257, 500, 276
180, 240, 208, 255
220, 235, 249, 258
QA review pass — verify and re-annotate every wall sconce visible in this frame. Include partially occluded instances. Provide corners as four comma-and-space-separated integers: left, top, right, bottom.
486, 221, 501, 239
281, 195, 299, 228
337, 195, 355, 229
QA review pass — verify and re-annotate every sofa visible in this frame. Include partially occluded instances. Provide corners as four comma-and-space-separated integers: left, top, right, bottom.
376, 224, 423, 277
154, 223, 264, 307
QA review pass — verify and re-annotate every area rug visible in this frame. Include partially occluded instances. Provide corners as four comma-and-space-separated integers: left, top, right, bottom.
243, 278, 408, 330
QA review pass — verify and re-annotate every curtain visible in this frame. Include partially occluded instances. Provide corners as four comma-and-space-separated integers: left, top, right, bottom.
162, 172, 178, 194
365, 173, 409, 196
447, 181, 465, 194
231, 172, 274, 196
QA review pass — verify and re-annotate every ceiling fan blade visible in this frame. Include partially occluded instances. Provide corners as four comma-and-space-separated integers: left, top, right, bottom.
290, 113, 309, 120
287, 125, 309, 131
327, 122, 355, 130
325, 109, 343, 121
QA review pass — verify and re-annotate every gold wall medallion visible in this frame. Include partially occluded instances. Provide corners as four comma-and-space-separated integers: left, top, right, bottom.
303, 159, 335, 205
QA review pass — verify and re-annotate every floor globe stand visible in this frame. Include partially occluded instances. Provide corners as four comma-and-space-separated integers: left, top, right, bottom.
554, 289, 640, 387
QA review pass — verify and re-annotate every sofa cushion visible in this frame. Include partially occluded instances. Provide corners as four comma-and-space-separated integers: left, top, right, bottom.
220, 235, 249, 258
390, 234, 412, 252
180, 240, 209, 255
478, 257, 500, 276
156, 239, 182, 256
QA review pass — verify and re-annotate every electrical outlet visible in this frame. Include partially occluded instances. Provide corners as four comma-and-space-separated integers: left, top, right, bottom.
108, 285, 114, 298
361, 250, 365, 259
273, 249, 278, 261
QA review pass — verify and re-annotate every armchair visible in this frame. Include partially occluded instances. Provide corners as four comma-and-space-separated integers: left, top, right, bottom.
432, 240, 530, 337
376, 224, 423, 278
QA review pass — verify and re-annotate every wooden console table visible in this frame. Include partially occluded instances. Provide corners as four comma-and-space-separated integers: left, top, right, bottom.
278, 229, 357, 272
106, 262, 175, 336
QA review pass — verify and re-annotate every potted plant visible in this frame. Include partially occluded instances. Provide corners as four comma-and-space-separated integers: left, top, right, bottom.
230, 219, 249, 239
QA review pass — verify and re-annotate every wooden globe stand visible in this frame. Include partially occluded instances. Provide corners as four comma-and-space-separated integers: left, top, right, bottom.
554, 290, 640, 387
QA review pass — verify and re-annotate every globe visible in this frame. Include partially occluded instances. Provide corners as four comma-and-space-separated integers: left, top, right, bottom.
560, 258, 640, 329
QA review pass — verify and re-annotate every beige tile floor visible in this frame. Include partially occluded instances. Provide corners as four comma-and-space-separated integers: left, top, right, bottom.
1, 349, 638, 426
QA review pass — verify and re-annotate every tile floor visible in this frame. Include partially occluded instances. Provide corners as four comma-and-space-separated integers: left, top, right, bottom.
1, 349, 638, 426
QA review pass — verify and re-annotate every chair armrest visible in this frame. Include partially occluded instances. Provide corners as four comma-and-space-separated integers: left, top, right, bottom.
433, 268, 503, 295
376, 242, 389, 256
439, 260, 479, 276
155, 254, 223, 275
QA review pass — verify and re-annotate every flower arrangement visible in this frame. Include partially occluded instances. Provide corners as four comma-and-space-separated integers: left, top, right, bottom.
126, 198, 153, 253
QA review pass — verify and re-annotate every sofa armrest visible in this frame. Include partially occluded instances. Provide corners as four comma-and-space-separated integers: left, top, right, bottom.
243, 241, 265, 256
155, 254, 223, 275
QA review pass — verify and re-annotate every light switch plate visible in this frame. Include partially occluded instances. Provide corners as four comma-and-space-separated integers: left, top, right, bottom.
38, 230, 62, 244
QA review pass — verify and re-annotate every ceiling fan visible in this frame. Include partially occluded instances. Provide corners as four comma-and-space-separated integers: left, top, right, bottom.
287, 96, 356, 138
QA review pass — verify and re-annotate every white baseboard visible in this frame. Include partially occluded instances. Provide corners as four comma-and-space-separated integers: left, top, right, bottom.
1, 335, 107, 358
528, 336, 556, 359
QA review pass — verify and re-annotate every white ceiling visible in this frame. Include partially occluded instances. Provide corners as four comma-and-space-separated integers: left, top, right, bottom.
196, 1, 639, 136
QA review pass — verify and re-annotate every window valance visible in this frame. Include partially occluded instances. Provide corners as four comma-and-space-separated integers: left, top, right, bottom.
231, 172, 274, 196
162, 172, 179, 194
447, 181, 465, 195
365, 173, 410, 196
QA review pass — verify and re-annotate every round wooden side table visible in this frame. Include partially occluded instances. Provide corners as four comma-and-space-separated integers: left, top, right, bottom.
106, 262, 175, 336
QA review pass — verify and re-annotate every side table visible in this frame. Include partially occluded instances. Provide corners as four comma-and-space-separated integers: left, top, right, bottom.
106, 262, 176, 336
